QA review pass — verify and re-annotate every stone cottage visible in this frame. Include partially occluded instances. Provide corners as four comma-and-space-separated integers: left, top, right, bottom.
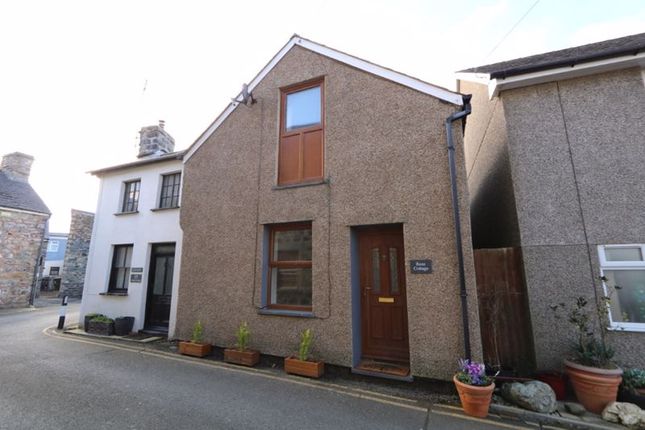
0, 152, 50, 308
457, 32, 645, 370
176, 36, 482, 380
59, 209, 94, 298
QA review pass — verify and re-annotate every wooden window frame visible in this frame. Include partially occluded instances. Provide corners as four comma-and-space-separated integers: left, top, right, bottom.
267, 222, 313, 311
122, 180, 141, 213
278, 78, 325, 186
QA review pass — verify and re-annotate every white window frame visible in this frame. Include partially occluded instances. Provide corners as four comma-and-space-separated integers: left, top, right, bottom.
598, 244, 645, 332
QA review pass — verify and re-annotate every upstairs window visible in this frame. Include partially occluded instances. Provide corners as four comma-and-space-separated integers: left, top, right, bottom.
49, 266, 60, 276
267, 223, 312, 310
122, 180, 140, 212
278, 79, 324, 186
599, 244, 645, 331
108, 244, 133, 292
47, 240, 59, 252
159, 173, 181, 208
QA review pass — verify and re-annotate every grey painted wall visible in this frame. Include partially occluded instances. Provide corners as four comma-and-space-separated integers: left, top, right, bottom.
463, 67, 645, 370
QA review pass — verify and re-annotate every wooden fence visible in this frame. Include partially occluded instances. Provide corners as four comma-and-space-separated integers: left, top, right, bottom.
474, 247, 535, 374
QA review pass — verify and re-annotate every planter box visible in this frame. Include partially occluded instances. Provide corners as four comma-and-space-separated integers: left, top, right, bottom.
114, 317, 135, 336
224, 348, 260, 367
84, 314, 104, 332
284, 356, 324, 378
87, 320, 114, 336
178, 341, 212, 358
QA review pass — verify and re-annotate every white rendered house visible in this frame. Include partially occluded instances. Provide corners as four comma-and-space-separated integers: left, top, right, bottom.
80, 123, 183, 336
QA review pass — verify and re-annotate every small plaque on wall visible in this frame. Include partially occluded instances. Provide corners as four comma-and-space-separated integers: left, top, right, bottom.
131, 267, 144, 273
410, 259, 432, 274
130, 274, 142, 283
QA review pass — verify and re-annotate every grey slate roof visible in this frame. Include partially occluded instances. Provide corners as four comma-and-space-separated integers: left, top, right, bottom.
89, 150, 185, 176
460, 32, 645, 79
0, 171, 50, 214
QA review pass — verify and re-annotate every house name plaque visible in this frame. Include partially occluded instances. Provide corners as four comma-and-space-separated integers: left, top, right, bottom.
130, 274, 143, 283
131, 267, 144, 273
410, 259, 432, 274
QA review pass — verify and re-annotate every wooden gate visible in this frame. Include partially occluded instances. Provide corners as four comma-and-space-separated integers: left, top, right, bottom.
474, 247, 535, 374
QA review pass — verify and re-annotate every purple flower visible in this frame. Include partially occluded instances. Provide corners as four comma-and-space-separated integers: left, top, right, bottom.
457, 359, 489, 386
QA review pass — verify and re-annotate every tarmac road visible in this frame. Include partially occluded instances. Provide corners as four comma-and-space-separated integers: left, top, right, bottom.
0, 303, 529, 430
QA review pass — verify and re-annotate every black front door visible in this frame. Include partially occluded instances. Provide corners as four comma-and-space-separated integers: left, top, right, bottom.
145, 243, 175, 330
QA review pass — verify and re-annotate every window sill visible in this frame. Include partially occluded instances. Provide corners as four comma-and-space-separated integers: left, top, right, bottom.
258, 308, 314, 318
114, 211, 139, 216
608, 324, 645, 333
151, 206, 180, 212
99, 292, 128, 296
272, 179, 328, 191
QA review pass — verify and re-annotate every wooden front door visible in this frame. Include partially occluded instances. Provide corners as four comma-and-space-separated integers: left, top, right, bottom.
145, 243, 175, 330
358, 225, 409, 362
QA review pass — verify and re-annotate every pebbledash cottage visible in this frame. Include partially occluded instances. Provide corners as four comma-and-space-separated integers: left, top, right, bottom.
174, 36, 482, 380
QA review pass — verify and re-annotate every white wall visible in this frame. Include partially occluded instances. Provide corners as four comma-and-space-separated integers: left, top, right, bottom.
80, 158, 183, 336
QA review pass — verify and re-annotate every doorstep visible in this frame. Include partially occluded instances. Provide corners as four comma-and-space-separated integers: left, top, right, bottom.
353, 359, 413, 382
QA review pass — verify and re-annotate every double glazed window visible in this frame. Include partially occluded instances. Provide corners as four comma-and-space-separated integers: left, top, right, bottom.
268, 223, 312, 310
108, 244, 133, 292
159, 173, 181, 208
47, 240, 59, 252
49, 267, 60, 276
278, 79, 324, 185
599, 245, 645, 331
122, 180, 141, 212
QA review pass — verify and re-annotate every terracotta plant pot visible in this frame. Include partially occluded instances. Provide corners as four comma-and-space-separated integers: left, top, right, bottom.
224, 348, 260, 367
284, 356, 324, 378
564, 359, 622, 414
453, 375, 495, 418
178, 341, 212, 358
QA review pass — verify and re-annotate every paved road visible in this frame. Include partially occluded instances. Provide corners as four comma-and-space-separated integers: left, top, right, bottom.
0, 304, 526, 430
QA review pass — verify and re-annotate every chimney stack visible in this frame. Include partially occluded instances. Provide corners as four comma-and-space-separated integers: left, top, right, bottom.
137, 120, 175, 158
1, 152, 34, 182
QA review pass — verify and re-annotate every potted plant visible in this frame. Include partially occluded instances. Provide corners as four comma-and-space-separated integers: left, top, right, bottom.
114, 316, 135, 336
87, 315, 115, 336
284, 329, 324, 378
178, 321, 212, 358
224, 322, 260, 366
552, 290, 623, 414
84, 313, 104, 331
453, 358, 495, 418
618, 368, 645, 408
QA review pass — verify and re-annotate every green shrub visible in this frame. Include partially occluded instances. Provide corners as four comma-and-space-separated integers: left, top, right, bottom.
191, 321, 204, 343
298, 329, 313, 362
236, 322, 250, 352
622, 368, 645, 393
90, 315, 114, 324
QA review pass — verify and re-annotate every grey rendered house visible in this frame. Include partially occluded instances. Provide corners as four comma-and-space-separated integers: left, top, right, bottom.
0, 152, 50, 308
457, 33, 645, 371
176, 35, 482, 380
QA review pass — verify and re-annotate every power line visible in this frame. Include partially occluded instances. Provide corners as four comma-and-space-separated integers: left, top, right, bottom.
483, 0, 541, 62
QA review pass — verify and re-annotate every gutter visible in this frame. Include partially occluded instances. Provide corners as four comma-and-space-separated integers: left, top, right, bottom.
444, 94, 473, 360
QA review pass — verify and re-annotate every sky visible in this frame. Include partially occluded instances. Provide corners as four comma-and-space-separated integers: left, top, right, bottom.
1, 0, 644, 232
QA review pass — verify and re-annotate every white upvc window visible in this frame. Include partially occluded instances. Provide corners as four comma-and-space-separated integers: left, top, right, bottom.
598, 244, 645, 332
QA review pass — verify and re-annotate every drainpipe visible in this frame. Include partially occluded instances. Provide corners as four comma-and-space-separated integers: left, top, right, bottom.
445, 94, 472, 360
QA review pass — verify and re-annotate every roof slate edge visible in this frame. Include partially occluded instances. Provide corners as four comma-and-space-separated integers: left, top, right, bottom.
459, 33, 645, 79
89, 150, 185, 176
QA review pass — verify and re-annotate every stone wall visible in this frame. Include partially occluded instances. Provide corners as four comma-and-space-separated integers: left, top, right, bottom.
60, 210, 94, 298
0, 208, 48, 308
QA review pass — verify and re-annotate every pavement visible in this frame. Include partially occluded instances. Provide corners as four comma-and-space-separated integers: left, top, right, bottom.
0, 302, 573, 430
